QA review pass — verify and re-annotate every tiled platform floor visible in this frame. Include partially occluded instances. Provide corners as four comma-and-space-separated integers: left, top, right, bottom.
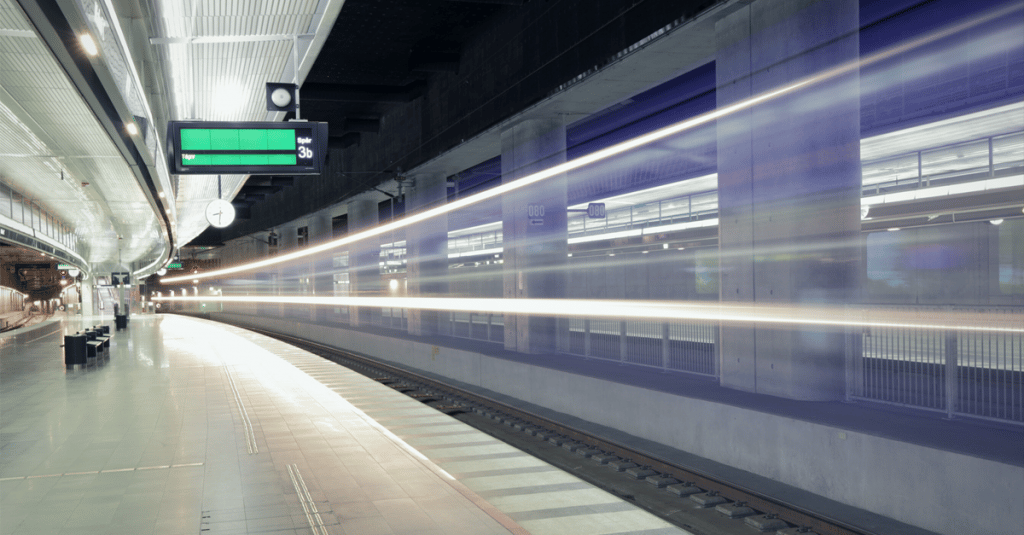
0, 314, 691, 535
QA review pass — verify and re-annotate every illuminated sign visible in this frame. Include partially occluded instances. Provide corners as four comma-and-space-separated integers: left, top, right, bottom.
167, 121, 328, 175
58, 263, 73, 269
167, 262, 183, 269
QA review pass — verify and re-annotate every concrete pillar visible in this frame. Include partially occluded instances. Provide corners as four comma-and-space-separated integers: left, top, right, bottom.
248, 233, 270, 317
406, 172, 449, 336
501, 116, 569, 354
308, 212, 333, 321
276, 225, 297, 317
81, 279, 93, 316
348, 199, 380, 326
716, 0, 861, 400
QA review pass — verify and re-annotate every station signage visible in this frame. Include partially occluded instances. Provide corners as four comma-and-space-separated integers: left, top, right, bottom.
167, 121, 328, 175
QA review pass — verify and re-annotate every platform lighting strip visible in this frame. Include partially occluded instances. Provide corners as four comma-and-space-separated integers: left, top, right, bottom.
99, 0, 177, 247
154, 295, 1023, 333
161, 3, 1020, 286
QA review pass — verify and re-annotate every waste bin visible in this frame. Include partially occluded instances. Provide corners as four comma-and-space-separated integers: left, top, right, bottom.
64, 334, 87, 367
115, 314, 128, 331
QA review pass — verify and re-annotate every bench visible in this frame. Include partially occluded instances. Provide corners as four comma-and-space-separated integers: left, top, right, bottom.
91, 326, 111, 355
82, 330, 103, 359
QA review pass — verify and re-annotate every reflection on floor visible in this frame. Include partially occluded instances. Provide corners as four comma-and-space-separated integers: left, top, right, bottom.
0, 314, 689, 535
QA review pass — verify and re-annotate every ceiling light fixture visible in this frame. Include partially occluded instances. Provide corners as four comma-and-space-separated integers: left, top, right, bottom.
126, 122, 138, 135
212, 82, 246, 117
79, 33, 98, 56
990, 219, 1004, 226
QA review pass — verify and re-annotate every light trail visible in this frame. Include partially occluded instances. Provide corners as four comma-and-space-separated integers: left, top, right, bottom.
163, 76, 805, 284
154, 295, 1024, 333
161, 2, 1021, 286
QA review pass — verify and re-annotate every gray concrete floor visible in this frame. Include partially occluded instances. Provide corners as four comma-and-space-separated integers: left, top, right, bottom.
0, 314, 688, 535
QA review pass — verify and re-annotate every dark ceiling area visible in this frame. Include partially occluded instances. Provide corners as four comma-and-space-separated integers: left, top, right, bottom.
225, 0, 517, 223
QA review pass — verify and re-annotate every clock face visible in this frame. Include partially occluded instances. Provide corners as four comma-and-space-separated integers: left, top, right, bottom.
205, 199, 235, 228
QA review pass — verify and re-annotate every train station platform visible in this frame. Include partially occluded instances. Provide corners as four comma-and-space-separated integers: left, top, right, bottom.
0, 314, 689, 535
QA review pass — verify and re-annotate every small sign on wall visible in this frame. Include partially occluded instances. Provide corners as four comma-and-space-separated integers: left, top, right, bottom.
527, 203, 545, 226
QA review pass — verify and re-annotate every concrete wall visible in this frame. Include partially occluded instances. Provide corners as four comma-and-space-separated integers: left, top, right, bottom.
213, 311, 1022, 535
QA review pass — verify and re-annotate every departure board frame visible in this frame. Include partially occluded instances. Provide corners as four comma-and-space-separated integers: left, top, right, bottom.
167, 121, 328, 175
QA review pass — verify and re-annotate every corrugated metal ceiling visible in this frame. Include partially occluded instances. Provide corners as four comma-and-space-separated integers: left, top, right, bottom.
146, 0, 335, 247
0, 0, 160, 271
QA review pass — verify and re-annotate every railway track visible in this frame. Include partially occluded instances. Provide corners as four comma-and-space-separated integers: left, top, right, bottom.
250, 327, 871, 535
0, 312, 50, 333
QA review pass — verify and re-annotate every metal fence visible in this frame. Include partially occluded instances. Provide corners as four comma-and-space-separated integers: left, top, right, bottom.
210, 300, 1022, 424
451, 312, 504, 343
848, 307, 1023, 423
565, 317, 717, 376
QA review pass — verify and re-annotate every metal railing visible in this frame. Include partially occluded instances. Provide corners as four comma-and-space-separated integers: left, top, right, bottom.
451, 312, 504, 343
208, 298, 1022, 424
0, 181, 79, 253
848, 306, 1023, 423
564, 318, 718, 375
861, 131, 1023, 194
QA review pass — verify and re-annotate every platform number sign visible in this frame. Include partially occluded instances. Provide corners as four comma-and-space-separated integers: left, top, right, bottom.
587, 203, 606, 219
527, 203, 545, 226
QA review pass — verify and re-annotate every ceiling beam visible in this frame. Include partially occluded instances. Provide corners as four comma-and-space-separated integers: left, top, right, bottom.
328, 132, 361, 150
244, 177, 294, 187
443, 0, 525, 4
409, 50, 460, 73
302, 81, 426, 103
239, 185, 281, 195
341, 117, 381, 133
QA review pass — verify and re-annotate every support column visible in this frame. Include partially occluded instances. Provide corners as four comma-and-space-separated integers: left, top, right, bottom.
251, 232, 271, 317
501, 116, 569, 354
348, 199, 380, 327
308, 212, 333, 322
716, 0, 861, 400
406, 172, 449, 337
278, 224, 297, 318
81, 279, 93, 316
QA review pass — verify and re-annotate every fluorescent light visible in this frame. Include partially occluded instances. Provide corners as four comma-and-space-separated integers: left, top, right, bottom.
567, 228, 642, 244
79, 33, 98, 56
861, 175, 1024, 206
447, 247, 503, 259
212, 82, 246, 116
642, 218, 719, 235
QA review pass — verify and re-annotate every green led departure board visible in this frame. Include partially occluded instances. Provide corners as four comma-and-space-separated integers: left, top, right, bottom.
168, 121, 328, 175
